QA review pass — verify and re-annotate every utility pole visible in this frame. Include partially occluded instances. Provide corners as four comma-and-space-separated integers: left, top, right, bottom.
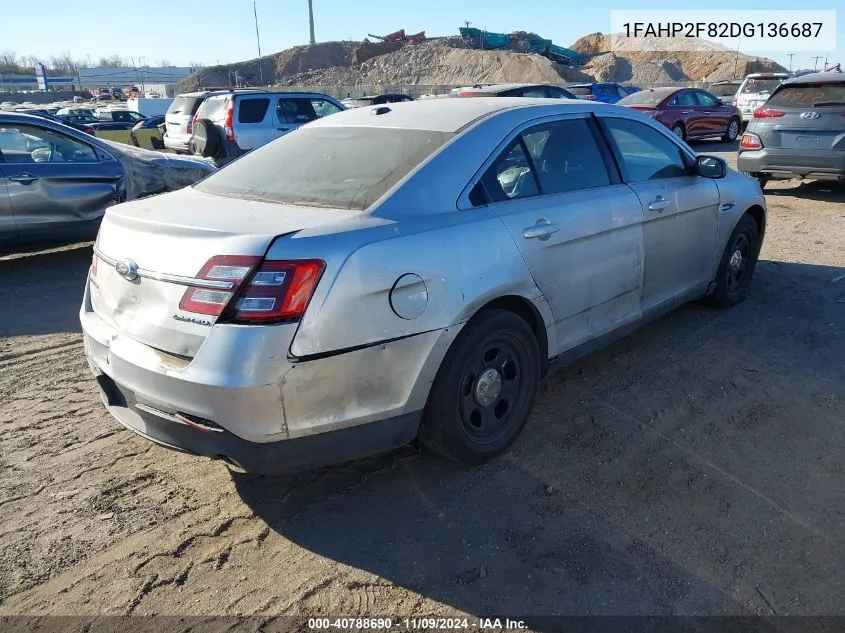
811, 56, 823, 71
253, 1, 264, 85
308, 0, 315, 44
787, 53, 796, 71
733, 36, 742, 77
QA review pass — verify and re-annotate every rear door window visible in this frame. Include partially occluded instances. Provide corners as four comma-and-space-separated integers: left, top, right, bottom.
694, 91, 720, 107
237, 97, 270, 123
766, 82, 845, 108
521, 87, 548, 98
669, 91, 697, 106
521, 119, 611, 194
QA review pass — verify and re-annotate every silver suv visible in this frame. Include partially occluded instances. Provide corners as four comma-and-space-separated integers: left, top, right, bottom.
737, 72, 845, 187
189, 90, 344, 163
163, 91, 223, 154
733, 72, 791, 123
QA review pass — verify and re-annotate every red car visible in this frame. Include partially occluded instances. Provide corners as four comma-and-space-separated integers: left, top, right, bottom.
617, 87, 742, 143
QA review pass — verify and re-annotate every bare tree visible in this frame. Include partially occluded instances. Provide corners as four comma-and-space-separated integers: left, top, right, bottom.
189, 60, 206, 69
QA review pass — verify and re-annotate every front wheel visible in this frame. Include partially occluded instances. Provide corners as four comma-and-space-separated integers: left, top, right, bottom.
418, 309, 541, 464
722, 117, 740, 142
706, 214, 761, 308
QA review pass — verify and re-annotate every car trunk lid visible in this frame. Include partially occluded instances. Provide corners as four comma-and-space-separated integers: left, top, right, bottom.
89, 187, 358, 358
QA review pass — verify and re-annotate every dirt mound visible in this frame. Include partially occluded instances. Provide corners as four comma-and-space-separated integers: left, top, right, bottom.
277, 40, 592, 87
179, 31, 786, 92
571, 32, 786, 83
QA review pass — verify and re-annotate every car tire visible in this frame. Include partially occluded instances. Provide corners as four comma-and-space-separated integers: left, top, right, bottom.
671, 122, 686, 141
191, 119, 220, 158
706, 214, 761, 309
722, 117, 741, 142
418, 309, 540, 464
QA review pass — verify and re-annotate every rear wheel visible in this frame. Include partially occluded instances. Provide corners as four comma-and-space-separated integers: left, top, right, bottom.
671, 122, 686, 141
706, 214, 761, 308
418, 309, 540, 464
722, 117, 740, 142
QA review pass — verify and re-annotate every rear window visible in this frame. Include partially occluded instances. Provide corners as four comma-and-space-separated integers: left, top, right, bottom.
196, 97, 228, 121
237, 97, 270, 123
568, 86, 593, 96
168, 96, 201, 115
766, 82, 845, 108
741, 78, 785, 95
709, 83, 740, 97
195, 126, 452, 210
618, 90, 670, 106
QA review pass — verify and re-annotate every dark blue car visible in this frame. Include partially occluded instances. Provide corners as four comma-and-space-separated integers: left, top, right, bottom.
567, 82, 635, 104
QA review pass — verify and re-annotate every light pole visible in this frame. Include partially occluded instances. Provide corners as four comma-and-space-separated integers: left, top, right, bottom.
308, 0, 315, 44
253, 1, 264, 85
139, 56, 146, 96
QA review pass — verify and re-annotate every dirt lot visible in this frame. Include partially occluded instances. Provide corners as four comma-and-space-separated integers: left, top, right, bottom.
1, 144, 843, 619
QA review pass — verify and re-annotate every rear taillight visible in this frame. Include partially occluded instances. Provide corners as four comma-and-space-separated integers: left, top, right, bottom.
179, 256, 262, 316
740, 133, 763, 150
187, 114, 196, 134
457, 91, 480, 97
753, 108, 785, 118
178, 256, 325, 323
225, 259, 325, 323
731, 96, 738, 106
83, 126, 95, 135
223, 98, 234, 141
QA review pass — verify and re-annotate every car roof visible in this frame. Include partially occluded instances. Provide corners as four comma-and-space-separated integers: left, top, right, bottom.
633, 87, 681, 96
745, 72, 791, 79
783, 72, 845, 85
458, 83, 559, 93
204, 90, 337, 100
711, 80, 742, 85
307, 96, 603, 133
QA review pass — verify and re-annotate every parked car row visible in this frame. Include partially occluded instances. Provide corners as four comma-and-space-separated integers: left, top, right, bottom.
0, 112, 215, 253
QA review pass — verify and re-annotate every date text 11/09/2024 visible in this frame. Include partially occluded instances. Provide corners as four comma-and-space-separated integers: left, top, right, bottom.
622, 22, 824, 39
307, 618, 528, 630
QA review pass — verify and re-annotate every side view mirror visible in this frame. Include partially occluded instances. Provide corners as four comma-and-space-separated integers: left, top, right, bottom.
697, 155, 727, 179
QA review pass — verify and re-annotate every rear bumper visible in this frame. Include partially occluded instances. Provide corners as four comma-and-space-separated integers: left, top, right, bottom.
79, 279, 454, 471
737, 148, 845, 179
92, 371, 420, 474
163, 134, 191, 152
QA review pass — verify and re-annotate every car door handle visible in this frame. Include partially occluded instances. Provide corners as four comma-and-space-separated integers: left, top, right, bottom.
277, 127, 289, 131
522, 221, 559, 240
9, 173, 38, 185
648, 197, 670, 212
681, 110, 692, 114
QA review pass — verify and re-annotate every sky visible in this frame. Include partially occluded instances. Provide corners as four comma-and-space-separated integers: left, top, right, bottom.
1, 0, 840, 72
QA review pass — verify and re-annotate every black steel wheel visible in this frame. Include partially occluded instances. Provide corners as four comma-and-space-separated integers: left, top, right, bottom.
707, 214, 761, 308
419, 309, 540, 464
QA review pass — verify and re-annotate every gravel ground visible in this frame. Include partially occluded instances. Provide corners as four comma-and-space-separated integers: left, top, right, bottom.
0, 143, 843, 618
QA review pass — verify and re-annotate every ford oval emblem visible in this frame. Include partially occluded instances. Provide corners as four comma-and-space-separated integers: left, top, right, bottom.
800, 111, 820, 120
115, 258, 139, 281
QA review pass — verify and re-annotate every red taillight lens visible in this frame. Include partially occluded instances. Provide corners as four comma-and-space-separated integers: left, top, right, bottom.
457, 91, 480, 97
225, 259, 325, 323
83, 126, 95, 135
753, 108, 785, 118
178, 255, 262, 316
223, 98, 234, 141
187, 114, 196, 134
740, 133, 763, 150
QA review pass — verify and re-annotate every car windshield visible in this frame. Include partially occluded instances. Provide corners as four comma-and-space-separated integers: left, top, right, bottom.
196, 126, 453, 210
741, 78, 785, 95
618, 90, 669, 105
765, 82, 845, 107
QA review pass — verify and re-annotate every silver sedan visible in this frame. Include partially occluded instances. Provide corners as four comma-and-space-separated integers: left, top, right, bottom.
80, 97, 766, 473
